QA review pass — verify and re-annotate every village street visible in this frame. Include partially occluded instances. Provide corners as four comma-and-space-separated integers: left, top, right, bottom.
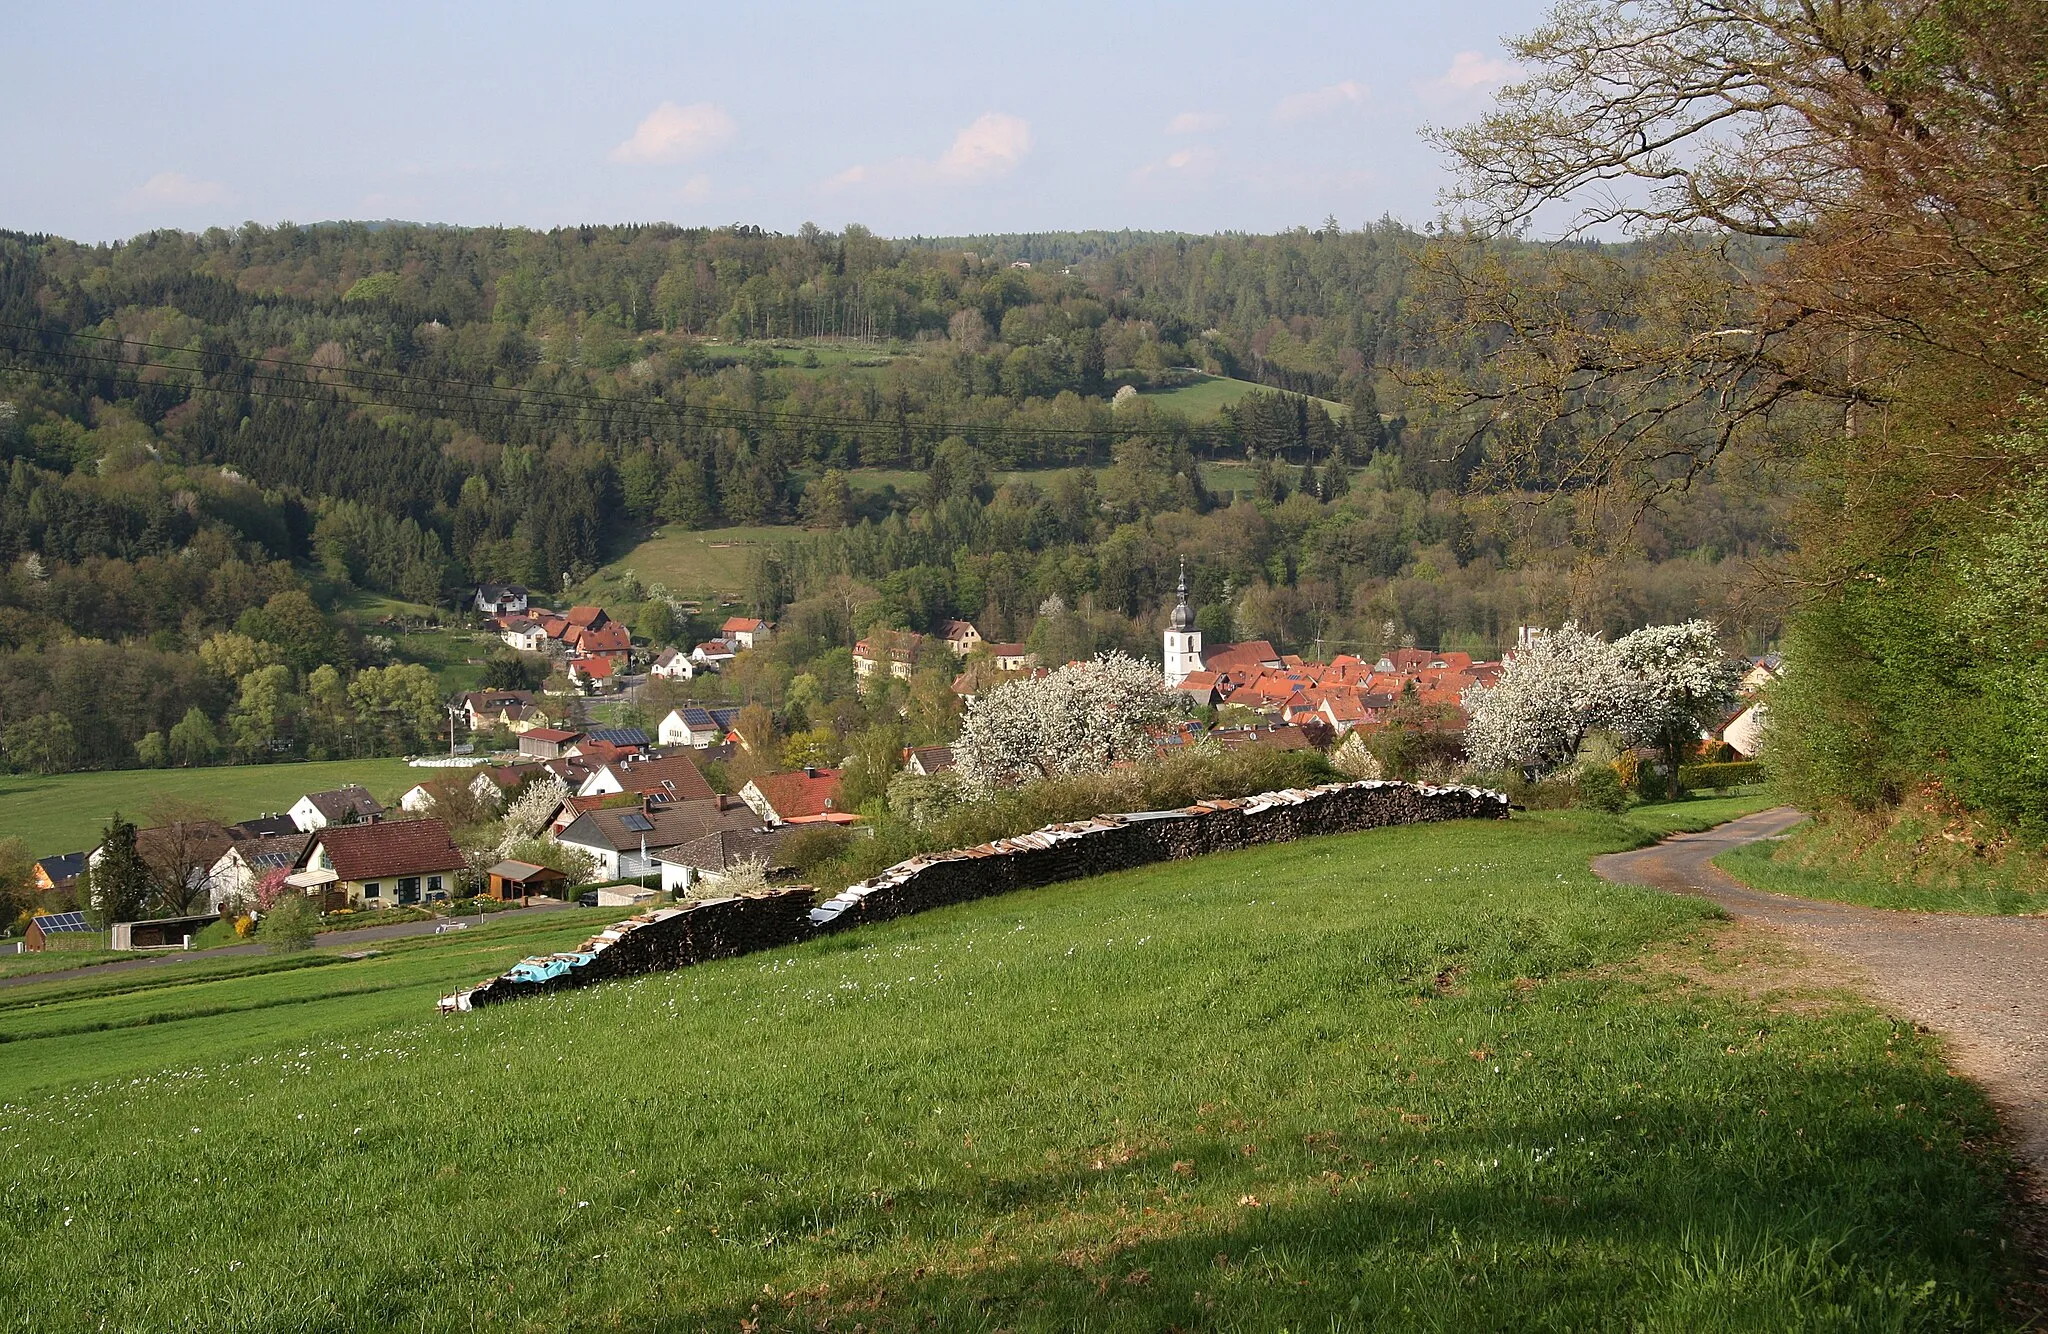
1597, 810, 2048, 1215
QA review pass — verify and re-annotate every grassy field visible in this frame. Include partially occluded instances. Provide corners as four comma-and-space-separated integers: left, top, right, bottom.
1717, 830, 2048, 915
0, 797, 2021, 1330
584, 524, 794, 605
0, 757, 421, 861
1140, 372, 1349, 421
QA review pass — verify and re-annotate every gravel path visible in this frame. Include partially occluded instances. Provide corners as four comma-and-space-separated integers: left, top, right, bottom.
1595, 807, 2048, 1203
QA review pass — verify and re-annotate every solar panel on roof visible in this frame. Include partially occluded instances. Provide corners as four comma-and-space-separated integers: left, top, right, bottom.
33, 911, 91, 933
618, 813, 655, 832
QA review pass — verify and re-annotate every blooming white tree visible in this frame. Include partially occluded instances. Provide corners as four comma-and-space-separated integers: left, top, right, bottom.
496, 775, 569, 854
1465, 620, 1739, 781
1462, 623, 1638, 777
953, 651, 1184, 794
1612, 620, 1741, 779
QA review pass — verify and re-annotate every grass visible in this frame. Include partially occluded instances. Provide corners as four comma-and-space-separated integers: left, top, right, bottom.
1140, 372, 1349, 421
585, 524, 794, 604
0, 757, 423, 861
0, 946, 123, 979
1716, 828, 2048, 915
0, 801, 2022, 1330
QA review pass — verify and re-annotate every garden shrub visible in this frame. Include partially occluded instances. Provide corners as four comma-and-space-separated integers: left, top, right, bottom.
1575, 765, 1630, 813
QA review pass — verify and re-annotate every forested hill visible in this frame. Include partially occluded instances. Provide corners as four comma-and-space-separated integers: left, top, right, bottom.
0, 220, 1785, 774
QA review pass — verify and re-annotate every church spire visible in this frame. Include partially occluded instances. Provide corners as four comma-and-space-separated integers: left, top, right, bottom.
1169, 557, 1196, 631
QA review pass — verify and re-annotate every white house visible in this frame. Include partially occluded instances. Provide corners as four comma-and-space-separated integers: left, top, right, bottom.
649, 647, 698, 680
720, 616, 772, 651
1723, 702, 1768, 759
398, 783, 437, 814
288, 786, 384, 832
500, 619, 548, 652
689, 640, 737, 670
475, 584, 530, 616
658, 707, 724, 748
938, 619, 983, 656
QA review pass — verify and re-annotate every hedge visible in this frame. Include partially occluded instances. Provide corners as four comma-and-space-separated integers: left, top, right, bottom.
1678, 760, 1764, 790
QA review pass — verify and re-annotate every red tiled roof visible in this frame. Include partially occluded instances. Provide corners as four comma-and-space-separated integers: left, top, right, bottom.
565, 605, 608, 628
572, 623, 631, 654
721, 616, 767, 634
312, 819, 465, 882
746, 768, 845, 820
569, 656, 617, 679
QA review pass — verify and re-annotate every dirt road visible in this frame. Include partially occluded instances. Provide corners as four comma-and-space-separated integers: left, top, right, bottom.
1595, 807, 2048, 1200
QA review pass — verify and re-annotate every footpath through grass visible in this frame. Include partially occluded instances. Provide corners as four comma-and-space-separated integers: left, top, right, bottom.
0, 801, 2023, 1330
0, 757, 421, 861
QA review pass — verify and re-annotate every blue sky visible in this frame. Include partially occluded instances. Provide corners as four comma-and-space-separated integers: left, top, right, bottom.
2, 1, 1549, 243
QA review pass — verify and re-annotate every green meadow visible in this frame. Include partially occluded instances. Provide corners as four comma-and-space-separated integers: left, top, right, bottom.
0, 799, 2023, 1330
0, 757, 422, 862
1139, 372, 1350, 421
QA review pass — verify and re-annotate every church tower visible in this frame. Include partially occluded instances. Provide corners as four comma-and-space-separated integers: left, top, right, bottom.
1163, 559, 1203, 686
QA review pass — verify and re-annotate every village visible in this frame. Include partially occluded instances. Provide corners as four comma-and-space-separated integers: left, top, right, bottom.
13, 572, 1775, 956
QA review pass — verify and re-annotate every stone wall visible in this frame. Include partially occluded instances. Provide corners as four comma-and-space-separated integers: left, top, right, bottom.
438, 780, 1507, 1012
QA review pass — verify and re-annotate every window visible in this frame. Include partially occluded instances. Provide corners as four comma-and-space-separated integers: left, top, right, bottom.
363, 882, 381, 899
427, 875, 443, 893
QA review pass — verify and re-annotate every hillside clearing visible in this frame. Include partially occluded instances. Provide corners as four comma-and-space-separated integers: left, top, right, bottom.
0, 798, 2021, 1329
0, 757, 422, 862
1139, 372, 1349, 421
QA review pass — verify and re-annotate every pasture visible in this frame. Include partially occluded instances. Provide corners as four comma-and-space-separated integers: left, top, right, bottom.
0, 757, 422, 862
1138, 372, 1349, 421
585, 524, 794, 605
0, 798, 2023, 1330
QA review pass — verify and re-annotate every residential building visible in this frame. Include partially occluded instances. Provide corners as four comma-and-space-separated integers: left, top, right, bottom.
469, 763, 544, 808
989, 642, 1034, 671
575, 752, 716, 805
31, 852, 84, 896
460, 689, 547, 733
690, 639, 737, 671
572, 727, 652, 753
288, 786, 384, 832
89, 819, 237, 907
569, 621, 632, 661
475, 583, 530, 616
905, 745, 955, 776
552, 797, 764, 880
740, 767, 856, 826
1722, 702, 1768, 759
287, 819, 466, 908
564, 605, 609, 633
720, 616, 772, 650
649, 647, 698, 680
398, 783, 436, 814
657, 706, 723, 748
205, 832, 312, 912
566, 656, 618, 690
654, 826, 798, 896
938, 619, 982, 656
853, 631, 925, 680
500, 618, 547, 652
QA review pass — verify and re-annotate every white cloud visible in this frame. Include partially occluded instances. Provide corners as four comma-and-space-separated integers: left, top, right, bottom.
132, 172, 227, 206
1165, 111, 1225, 134
1135, 145, 1219, 182
827, 112, 1032, 190
609, 101, 737, 165
1274, 80, 1367, 122
1420, 51, 1517, 97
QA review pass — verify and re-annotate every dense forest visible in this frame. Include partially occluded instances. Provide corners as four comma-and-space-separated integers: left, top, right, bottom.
0, 218, 1786, 774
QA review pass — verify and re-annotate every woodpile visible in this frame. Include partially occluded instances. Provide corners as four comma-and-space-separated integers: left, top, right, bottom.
437, 780, 1506, 1013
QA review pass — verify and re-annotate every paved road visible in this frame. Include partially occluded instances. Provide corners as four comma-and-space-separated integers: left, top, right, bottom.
0, 898, 575, 992
1595, 807, 2048, 1201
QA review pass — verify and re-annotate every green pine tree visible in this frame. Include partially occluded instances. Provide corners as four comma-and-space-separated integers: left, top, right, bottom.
84, 814, 149, 927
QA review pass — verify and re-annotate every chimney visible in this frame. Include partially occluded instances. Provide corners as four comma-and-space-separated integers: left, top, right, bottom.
804, 765, 818, 778
715, 793, 730, 811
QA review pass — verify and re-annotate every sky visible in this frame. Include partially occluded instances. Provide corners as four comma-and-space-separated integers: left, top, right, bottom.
2, 1, 1550, 244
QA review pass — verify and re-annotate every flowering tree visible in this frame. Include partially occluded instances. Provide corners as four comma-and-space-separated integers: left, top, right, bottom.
1462, 624, 1638, 777
1465, 620, 1739, 782
496, 776, 568, 854
252, 867, 294, 911
954, 652, 1184, 794
1612, 620, 1741, 785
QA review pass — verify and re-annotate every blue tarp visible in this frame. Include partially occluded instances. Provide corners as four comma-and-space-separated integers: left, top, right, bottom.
505, 952, 596, 984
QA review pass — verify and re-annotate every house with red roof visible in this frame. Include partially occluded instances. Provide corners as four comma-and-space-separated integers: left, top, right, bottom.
569, 621, 632, 661
938, 619, 982, 656
575, 753, 716, 805
567, 656, 618, 690
720, 616, 772, 650
740, 766, 857, 825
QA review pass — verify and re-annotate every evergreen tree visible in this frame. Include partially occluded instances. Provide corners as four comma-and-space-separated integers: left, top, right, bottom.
84, 814, 149, 927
